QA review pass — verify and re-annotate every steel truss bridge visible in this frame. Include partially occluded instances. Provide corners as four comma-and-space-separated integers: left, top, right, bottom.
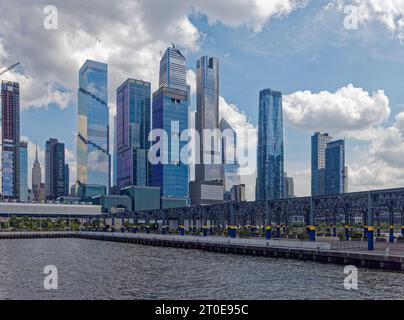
106, 187, 404, 251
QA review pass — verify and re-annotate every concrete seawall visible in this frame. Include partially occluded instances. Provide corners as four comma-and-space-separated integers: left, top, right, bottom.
1, 231, 403, 272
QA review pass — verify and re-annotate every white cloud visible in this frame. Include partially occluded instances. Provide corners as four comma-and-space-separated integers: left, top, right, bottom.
330, 0, 404, 42
283, 84, 391, 139
190, 0, 309, 32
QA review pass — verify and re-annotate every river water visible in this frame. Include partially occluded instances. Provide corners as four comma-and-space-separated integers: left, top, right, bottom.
0, 238, 403, 300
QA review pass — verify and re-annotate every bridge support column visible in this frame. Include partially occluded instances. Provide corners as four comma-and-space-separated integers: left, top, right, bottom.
179, 225, 185, 236
389, 225, 395, 243
276, 225, 281, 238
368, 226, 374, 251
228, 226, 237, 238
121, 217, 125, 233
389, 210, 395, 243
308, 226, 316, 242
265, 226, 272, 240
202, 226, 208, 237
345, 225, 350, 241
367, 192, 374, 251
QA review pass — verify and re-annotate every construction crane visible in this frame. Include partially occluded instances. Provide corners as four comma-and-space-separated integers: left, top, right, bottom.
0, 62, 20, 76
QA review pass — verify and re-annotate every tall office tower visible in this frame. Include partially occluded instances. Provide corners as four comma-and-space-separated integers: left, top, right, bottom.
113, 115, 117, 187
1, 81, 20, 199
195, 56, 221, 182
284, 173, 295, 198
64, 164, 69, 196
45, 138, 67, 200
311, 132, 333, 196
77, 60, 110, 197
190, 56, 224, 205
32, 144, 42, 201
152, 46, 189, 202
325, 139, 346, 195
219, 118, 240, 192
19, 141, 28, 202
256, 89, 285, 201
116, 79, 151, 189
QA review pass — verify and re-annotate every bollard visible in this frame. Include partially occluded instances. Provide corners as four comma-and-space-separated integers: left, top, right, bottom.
265, 226, 272, 240
363, 226, 368, 238
121, 226, 125, 233
228, 226, 237, 238
308, 226, 316, 242
345, 225, 350, 241
146, 226, 150, 234
179, 225, 185, 236
162, 225, 167, 235
367, 226, 374, 251
132, 225, 138, 233
332, 225, 337, 237
202, 226, 208, 237
389, 225, 395, 243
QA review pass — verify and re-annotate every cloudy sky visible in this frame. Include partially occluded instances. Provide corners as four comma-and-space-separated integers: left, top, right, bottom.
1, 0, 404, 200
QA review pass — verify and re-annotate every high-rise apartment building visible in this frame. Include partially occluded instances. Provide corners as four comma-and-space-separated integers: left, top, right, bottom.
1, 81, 20, 199
77, 60, 110, 196
256, 89, 285, 200
311, 132, 333, 196
116, 79, 151, 189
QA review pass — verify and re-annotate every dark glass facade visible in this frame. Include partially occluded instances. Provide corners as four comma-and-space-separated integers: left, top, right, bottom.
311, 132, 332, 196
256, 89, 285, 200
45, 138, 67, 199
325, 139, 346, 195
116, 79, 151, 189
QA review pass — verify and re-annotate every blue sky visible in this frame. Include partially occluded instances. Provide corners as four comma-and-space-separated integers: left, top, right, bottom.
2, 0, 404, 199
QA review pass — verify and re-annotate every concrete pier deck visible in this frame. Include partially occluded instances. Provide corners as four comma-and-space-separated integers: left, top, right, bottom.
1, 231, 404, 272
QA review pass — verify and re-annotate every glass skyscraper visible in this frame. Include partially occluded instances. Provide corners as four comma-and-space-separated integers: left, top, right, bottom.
256, 89, 285, 201
1, 81, 20, 199
325, 139, 346, 195
116, 79, 151, 189
152, 46, 189, 200
311, 132, 333, 196
195, 56, 222, 182
45, 138, 67, 199
19, 141, 28, 202
77, 60, 110, 196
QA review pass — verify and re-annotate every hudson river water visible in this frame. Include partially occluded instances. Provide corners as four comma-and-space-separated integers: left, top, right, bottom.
0, 238, 403, 300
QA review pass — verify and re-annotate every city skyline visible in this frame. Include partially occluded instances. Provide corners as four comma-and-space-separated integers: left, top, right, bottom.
1, 1, 404, 200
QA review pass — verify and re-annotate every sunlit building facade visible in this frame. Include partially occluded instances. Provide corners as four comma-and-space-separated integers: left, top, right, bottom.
311, 132, 333, 196
77, 60, 110, 196
256, 89, 285, 201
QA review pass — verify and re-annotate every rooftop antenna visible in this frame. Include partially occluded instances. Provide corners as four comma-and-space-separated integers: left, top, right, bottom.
171, 42, 176, 48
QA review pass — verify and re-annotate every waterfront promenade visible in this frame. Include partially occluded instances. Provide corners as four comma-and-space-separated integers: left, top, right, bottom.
1, 231, 404, 272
